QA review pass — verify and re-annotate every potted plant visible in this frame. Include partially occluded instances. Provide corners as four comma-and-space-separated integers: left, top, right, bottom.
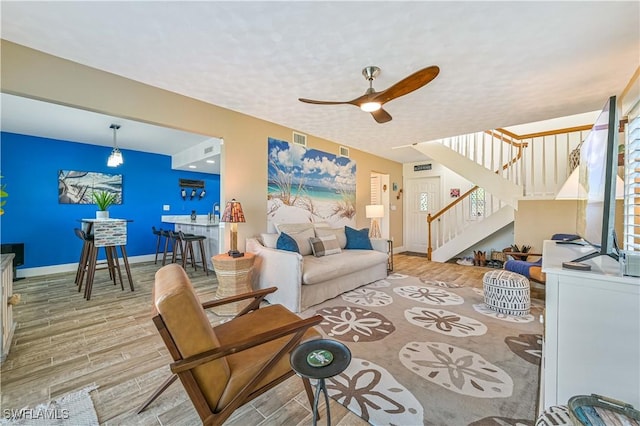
92, 190, 117, 219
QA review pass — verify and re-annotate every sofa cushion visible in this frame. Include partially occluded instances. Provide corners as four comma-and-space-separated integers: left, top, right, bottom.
276, 232, 299, 253
261, 233, 279, 249
344, 226, 373, 250
315, 227, 347, 249
275, 224, 315, 256
276, 223, 314, 234
309, 235, 342, 257
302, 249, 388, 285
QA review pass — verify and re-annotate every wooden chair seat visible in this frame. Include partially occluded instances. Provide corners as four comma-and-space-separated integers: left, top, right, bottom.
215, 304, 319, 410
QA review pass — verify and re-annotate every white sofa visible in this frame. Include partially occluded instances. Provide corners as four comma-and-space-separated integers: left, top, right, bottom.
246, 224, 389, 313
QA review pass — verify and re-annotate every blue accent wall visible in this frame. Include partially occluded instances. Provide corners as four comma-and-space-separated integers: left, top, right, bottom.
0, 132, 220, 269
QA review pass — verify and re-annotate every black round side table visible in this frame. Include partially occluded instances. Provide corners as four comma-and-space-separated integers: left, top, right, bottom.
290, 339, 351, 426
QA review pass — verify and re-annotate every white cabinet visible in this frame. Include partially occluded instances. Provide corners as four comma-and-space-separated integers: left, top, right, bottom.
1, 254, 16, 363
541, 240, 640, 411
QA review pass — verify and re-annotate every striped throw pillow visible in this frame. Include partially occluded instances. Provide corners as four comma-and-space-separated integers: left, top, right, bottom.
309, 235, 341, 257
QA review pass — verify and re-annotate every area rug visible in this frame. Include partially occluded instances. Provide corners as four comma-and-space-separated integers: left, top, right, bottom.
0, 385, 99, 425
302, 273, 543, 426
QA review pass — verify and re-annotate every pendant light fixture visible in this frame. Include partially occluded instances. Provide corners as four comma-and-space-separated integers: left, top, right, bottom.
107, 124, 124, 167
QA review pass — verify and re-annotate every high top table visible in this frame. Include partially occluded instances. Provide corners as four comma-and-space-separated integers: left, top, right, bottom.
80, 218, 134, 298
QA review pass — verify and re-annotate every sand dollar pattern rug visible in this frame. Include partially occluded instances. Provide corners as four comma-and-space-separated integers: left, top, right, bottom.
303, 274, 543, 426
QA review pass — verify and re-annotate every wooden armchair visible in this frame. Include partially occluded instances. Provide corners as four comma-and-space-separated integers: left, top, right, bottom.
138, 263, 323, 425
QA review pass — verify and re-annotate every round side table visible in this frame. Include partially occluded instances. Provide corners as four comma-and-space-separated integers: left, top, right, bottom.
290, 339, 351, 426
211, 252, 255, 316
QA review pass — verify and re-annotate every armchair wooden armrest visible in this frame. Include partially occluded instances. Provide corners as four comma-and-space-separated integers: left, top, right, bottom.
201, 286, 277, 316
171, 314, 323, 374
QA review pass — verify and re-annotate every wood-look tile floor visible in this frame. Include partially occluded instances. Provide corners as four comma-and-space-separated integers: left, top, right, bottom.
0, 254, 543, 425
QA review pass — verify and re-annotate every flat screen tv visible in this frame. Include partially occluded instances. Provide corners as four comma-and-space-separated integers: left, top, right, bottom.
574, 95, 619, 262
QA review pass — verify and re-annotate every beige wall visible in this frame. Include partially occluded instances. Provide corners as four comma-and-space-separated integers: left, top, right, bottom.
1, 40, 404, 251
515, 199, 624, 252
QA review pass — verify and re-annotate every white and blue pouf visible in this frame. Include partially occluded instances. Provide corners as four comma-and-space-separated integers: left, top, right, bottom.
482, 270, 531, 316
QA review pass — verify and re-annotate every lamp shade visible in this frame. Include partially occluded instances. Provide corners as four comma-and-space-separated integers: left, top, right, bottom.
365, 204, 384, 219
556, 168, 624, 200
221, 199, 246, 223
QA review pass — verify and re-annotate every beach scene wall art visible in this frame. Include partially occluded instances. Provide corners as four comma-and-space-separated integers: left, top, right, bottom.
58, 170, 123, 204
267, 137, 356, 232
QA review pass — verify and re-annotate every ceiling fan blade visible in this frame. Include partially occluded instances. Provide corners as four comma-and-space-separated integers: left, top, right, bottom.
298, 98, 352, 105
371, 108, 392, 124
299, 93, 370, 107
373, 65, 440, 104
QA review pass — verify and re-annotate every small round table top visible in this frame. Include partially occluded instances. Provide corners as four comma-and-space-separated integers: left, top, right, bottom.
212, 252, 255, 262
290, 339, 351, 380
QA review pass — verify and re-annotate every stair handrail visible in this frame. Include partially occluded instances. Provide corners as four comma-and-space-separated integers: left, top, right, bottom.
426, 185, 479, 260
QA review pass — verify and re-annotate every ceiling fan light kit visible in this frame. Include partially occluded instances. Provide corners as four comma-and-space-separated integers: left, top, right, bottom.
299, 65, 440, 123
360, 102, 381, 112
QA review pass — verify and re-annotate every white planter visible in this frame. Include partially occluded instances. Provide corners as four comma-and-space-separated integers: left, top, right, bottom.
96, 210, 109, 220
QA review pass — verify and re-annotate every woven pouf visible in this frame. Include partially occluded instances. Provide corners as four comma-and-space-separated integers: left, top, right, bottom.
482, 270, 530, 316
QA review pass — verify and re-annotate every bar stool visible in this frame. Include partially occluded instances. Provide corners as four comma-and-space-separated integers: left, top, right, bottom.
74, 228, 122, 299
74, 228, 92, 288
162, 229, 194, 265
152, 226, 164, 264
167, 231, 186, 265
178, 230, 209, 275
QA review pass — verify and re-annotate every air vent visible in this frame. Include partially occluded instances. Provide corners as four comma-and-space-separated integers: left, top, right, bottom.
292, 131, 307, 147
339, 146, 350, 158
204, 146, 214, 154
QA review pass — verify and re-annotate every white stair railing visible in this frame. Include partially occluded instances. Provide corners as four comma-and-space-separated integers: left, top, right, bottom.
424, 125, 592, 259
434, 127, 590, 197
429, 187, 506, 255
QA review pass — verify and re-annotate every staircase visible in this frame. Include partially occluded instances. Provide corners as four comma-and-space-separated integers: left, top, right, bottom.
413, 126, 591, 261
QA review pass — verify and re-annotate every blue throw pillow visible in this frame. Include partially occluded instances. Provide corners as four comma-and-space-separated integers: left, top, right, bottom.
276, 232, 299, 253
344, 226, 373, 250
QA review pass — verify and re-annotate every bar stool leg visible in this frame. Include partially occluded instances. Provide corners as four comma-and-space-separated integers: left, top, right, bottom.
110, 246, 125, 291
184, 241, 197, 270
77, 240, 92, 293
181, 241, 189, 268
76, 240, 89, 288
119, 245, 134, 291
154, 231, 162, 264
75, 240, 88, 286
198, 239, 209, 275
162, 234, 171, 266
85, 244, 98, 301
172, 235, 180, 264
105, 246, 117, 285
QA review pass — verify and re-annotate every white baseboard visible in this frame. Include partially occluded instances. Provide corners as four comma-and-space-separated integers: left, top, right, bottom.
392, 245, 405, 254
15, 254, 157, 278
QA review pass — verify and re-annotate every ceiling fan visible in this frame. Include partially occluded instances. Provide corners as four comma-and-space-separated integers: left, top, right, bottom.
298, 65, 440, 123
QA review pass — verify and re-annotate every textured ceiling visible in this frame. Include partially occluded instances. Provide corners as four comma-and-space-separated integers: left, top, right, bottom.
1, 1, 638, 164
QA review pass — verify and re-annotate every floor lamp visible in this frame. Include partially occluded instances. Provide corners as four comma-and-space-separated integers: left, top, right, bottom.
366, 204, 384, 238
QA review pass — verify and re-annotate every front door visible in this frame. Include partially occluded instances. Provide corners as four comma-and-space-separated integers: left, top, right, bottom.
405, 177, 441, 253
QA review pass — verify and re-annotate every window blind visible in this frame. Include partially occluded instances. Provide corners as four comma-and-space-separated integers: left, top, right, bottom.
623, 104, 640, 251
